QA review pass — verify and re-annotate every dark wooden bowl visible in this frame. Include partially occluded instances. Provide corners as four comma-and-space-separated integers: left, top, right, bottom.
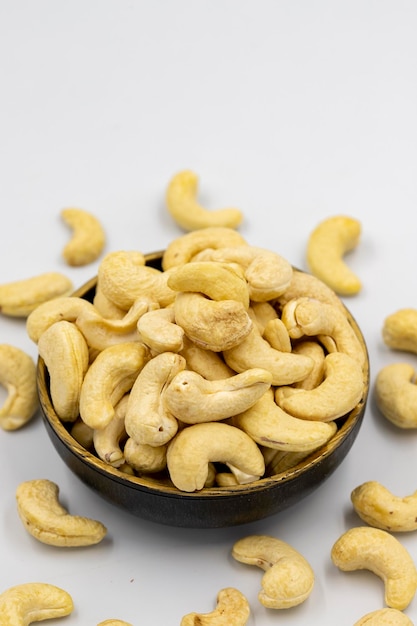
37, 251, 369, 528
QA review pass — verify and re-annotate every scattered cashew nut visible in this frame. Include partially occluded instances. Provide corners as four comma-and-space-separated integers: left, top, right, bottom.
61, 207, 106, 266
353, 608, 414, 625
375, 362, 417, 428
351, 480, 417, 532
97, 620, 133, 626
0, 272, 73, 317
0, 582, 74, 624
180, 587, 250, 626
0, 344, 38, 431
382, 308, 417, 354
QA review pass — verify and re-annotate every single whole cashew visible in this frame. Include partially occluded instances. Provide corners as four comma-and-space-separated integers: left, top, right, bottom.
275, 352, 364, 421
249, 301, 279, 334
0, 344, 38, 431
331, 526, 417, 610
351, 481, 417, 532
93, 395, 129, 467
0, 582, 74, 625
164, 367, 272, 424
162, 226, 247, 270
262, 317, 292, 353
124, 351, 186, 446
61, 207, 106, 266
180, 587, 250, 626
38, 320, 90, 422
179, 336, 234, 380
16, 479, 107, 546
382, 308, 417, 353
26, 295, 96, 343
353, 608, 414, 625
306, 214, 362, 295
232, 534, 315, 609
233, 388, 337, 452
137, 306, 184, 354
166, 170, 243, 232
0, 272, 73, 317
292, 340, 326, 389
166, 422, 265, 492
375, 363, 417, 428
124, 438, 167, 474
79, 342, 149, 430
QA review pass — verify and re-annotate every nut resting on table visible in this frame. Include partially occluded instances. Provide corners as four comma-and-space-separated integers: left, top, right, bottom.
28, 227, 368, 493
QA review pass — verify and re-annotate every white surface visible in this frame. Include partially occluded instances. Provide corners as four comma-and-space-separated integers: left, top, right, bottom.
1, 1, 417, 623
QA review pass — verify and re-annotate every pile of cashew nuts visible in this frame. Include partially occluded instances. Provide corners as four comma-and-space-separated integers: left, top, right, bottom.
0, 170, 416, 624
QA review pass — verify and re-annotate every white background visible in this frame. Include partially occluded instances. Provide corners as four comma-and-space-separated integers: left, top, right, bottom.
1, 1, 417, 624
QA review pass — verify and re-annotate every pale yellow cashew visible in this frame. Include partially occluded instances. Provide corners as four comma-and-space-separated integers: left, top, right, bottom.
164, 367, 272, 424
180, 587, 250, 626
275, 352, 364, 421
375, 363, 417, 428
97, 621, 133, 626
179, 336, 234, 380
16, 479, 107, 546
79, 342, 149, 430
166, 422, 265, 492
0, 582, 73, 625
70, 418, 94, 449
232, 534, 315, 609
61, 207, 106, 266
292, 340, 326, 390
124, 351, 186, 446
174, 291, 253, 352
264, 449, 312, 476
93, 395, 128, 468
93, 286, 127, 319
124, 438, 167, 474
26, 295, 95, 343
353, 608, 414, 625
306, 214, 362, 295
275, 268, 347, 312
223, 325, 314, 386
194, 244, 293, 302
0, 344, 38, 431
331, 526, 417, 610
0, 272, 73, 317
137, 306, 184, 354
351, 481, 417, 532
161, 226, 247, 270
38, 320, 90, 422
233, 388, 337, 452
382, 309, 417, 354
262, 317, 292, 352
166, 170, 243, 232
248, 301, 279, 334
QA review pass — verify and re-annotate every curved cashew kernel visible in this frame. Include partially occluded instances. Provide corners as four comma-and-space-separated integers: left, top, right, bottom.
0, 344, 38, 431
97, 621, 133, 626
93, 395, 128, 467
223, 325, 314, 386
166, 422, 265, 492
162, 226, 247, 270
275, 268, 347, 312
233, 388, 337, 452
61, 207, 106, 266
124, 438, 167, 474
166, 170, 243, 232
275, 352, 364, 421
137, 306, 184, 354
174, 291, 252, 352
164, 368, 272, 424
262, 317, 292, 352
93, 285, 127, 319
375, 363, 417, 428
26, 296, 95, 343
351, 481, 417, 532
0, 582, 73, 624
70, 418, 94, 449
79, 342, 149, 430
248, 301, 278, 334
353, 608, 414, 625
331, 526, 417, 610
306, 214, 362, 295
232, 534, 315, 609
125, 352, 186, 446
16, 479, 107, 546
215, 471, 239, 487
265, 449, 312, 476
292, 340, 326, 389
382, 309, 417, 354
179, 336, 234, 380
0, 272, 73, 317
38, 320, 90, 422
167, 261, 249, 308
195, 245, 293, 302
180, 587, 250, 626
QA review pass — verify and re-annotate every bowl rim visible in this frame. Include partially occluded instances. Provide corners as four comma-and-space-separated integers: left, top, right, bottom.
37, 250, 370, 499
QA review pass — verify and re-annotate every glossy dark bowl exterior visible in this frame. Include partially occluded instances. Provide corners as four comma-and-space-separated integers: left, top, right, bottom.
38, 251, 369, 529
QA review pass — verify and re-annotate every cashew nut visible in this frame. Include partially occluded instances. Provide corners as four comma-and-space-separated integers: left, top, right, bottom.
79, 342, 149, 430
351, 481, 417, 532
331, 526, 417, 610
382, 308, 417, 354
353, 608, 414, 625
232, 534, 315, 609
93, 395, 128, 467
248, 300, 279, 334
166, 170, 243, 231
264, 449, 312, 476
0, 344, 38, 431
166, 422, 265, 491
262, 317, 292, 352
375, 363, 417, 428
26, 295, 95, 343
124, 351, 186, 446
61, 207, 106, 266
234, 388, 337, 451
137, 306, 184, 354
16, 479, 107, 546
0, 272, 73, 317
124, 438, 167, 474
70, 418, 94, 449
0, 582, 74, 624
291, 340, 326, 390
164, 367, 272, 424
306, 214, 362, 295
275, 267, 347, 312
97, 621, 133, 626
180, 587, 250, 626
179, 336, 234, 380
38, 320, 90, 422
275, 351, 365, 421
